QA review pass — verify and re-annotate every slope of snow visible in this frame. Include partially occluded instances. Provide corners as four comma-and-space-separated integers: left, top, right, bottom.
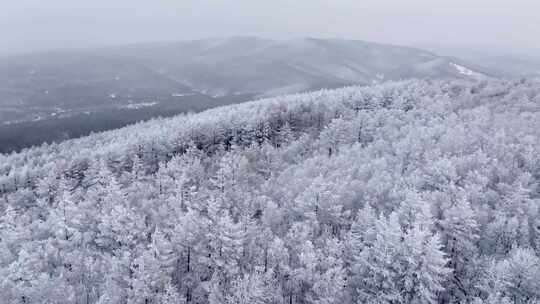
121, 102, 158, 109
113, 37, 492, 97
450, 62, 485, 78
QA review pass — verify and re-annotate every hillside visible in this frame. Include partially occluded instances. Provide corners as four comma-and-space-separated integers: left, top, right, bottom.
1, 79, 540, 303
111, 37, 491, 96
0, 37, 492, 121
0, 37, 491, 153
438, 48, 540, 81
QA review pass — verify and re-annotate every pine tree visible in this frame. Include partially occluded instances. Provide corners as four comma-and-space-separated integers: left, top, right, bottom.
208, 271, 226, 304
226, 273, 267, 304
439, 197, 480, 302
207, 211, 244, 277
401, 225, 451, 304
483, 247, 540, 303
396, 189, 434, 231
99, 252, 132, 304
97, 202, 147, 250
277, 122, 295, 147
128, 244, 173, 304
308, 238, 346, 304
354, 212, 451, 304
294, 176, 346, 236
319, 118, 355, 156
347, 203, 377, 257
355, 212, 404, 303
157, 280, 185, 304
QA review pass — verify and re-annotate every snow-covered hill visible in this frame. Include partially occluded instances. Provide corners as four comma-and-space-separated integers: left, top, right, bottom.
2, 79, 540, 303
3, 79, 540, 303
0, 36, 492, 109
113, 36, 492, 97
0, 37, 493, 153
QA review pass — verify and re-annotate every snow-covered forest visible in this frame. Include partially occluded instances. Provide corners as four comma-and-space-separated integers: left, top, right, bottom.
2, 79, 540, 303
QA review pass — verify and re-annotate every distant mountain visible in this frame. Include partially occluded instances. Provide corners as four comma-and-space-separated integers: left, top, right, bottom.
108, 36, 493, 97
459, 54, 540, 81
0, 37, 493, 107
0, 37, 493, 153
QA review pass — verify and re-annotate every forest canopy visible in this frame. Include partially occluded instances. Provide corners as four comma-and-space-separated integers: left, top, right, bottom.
1, 79, 540, 303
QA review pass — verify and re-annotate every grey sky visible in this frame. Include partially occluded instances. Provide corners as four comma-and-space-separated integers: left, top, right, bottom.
1, 0, 539, 56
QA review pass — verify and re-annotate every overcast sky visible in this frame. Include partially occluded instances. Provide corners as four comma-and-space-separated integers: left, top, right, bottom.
1, 0, 539, 57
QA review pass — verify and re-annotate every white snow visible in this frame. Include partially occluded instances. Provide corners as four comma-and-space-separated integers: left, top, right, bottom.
171, 93, 195, 97
122, 102, 158, 109
450, 62, 484, 78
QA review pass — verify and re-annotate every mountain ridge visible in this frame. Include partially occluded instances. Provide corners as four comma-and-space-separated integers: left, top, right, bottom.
0, 36, 493, 99
0, 37, 493, 153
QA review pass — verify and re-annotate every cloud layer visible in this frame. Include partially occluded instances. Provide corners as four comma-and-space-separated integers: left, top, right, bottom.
2, 0, 539, 56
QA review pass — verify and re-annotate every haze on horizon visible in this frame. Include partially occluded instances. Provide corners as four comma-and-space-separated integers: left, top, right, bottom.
1, 0, 540, 58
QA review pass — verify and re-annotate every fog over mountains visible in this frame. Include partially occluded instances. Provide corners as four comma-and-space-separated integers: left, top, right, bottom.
109, 36, 492, 96
0, 36, 494, 153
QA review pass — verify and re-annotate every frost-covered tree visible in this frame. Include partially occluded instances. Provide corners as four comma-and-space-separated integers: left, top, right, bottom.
482, 247, 540, 303
2, 79, 540, 303
439, 197, 480, 302
354, 212, 451, 304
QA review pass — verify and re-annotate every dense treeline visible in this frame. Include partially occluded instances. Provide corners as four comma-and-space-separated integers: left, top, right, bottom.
2, 79, 540, 303
0, 93, 252, 154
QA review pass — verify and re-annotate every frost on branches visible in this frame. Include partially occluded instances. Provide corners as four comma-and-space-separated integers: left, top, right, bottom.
2, 79, 540, 303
